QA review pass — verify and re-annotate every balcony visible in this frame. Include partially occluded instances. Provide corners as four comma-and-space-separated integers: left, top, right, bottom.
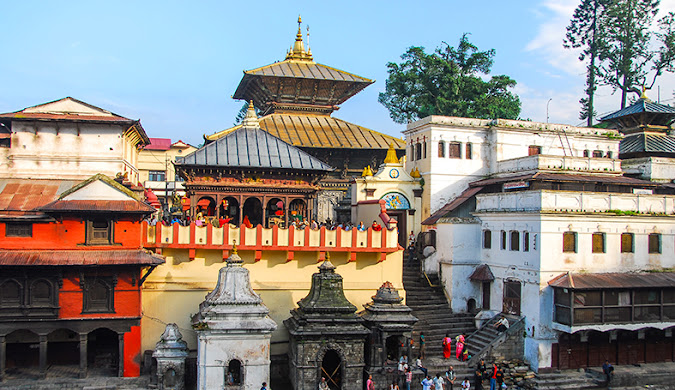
142, 222, 401, 261
476, 190, 675, 214
496, 155, 622, 176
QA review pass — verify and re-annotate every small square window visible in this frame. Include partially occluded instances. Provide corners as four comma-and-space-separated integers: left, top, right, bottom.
648, 233, 661, 254
448, 142, 461, 159
86, 220, 113, 245
5, 223, 32, 237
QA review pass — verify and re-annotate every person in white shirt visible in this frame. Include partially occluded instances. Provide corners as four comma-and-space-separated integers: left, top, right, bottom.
461, 377, 471, 389
433, 373, 445, 390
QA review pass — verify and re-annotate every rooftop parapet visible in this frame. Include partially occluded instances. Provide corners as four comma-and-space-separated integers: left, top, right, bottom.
495, 154, 622, 176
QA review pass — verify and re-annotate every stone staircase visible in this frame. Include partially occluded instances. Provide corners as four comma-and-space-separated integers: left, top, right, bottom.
402, 250, 476, 379
533, 370, 601, 389
465, 313, 522, 364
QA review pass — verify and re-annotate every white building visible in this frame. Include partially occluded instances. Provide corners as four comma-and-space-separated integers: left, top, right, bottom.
0, 97, 149, 182
415, 116, 675, 371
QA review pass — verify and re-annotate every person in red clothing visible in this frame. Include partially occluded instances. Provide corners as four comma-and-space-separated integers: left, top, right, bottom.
366, 374, 375, 390
489, 363, 498, 390
372, 220, 382, 231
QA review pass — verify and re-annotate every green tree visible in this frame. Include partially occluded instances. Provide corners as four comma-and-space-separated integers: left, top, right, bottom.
564, 0, 610, 126
378, 34, 521, 123
598, 0, 675, 108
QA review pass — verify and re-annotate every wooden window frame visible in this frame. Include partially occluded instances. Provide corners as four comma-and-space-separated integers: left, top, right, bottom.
621, 233, 634, 253
5, 223, 32, 237
466, 143, 473, 159
448, 142, 461, 159
438, 141, 445, 158
563, 231, 577, 253
528, 145, 541, 156
648, 233, 661, 254
82, 277, 115, 314
592, 232, 605, 253
85, 219, 114, 245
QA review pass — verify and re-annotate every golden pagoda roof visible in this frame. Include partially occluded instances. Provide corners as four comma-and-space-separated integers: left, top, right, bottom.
205, 113, 405, 150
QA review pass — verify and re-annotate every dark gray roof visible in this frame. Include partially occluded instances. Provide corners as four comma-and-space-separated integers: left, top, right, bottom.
620, 133, 675, 156
176, 126, 333, 171
600, 98, 675, 122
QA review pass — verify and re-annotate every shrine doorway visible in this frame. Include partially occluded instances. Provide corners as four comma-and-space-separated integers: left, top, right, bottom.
385, 335, 401, 361
321, 350, 342, 390
5, 329, 39, 375
220, 197, 240, 225
47, 328, 79, 377
243, 197, 263, 227
87, 328, 119, 377
265, 198, 285, 228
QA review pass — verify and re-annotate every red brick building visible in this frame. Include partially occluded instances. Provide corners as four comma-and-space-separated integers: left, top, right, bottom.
0, 174, 163, 380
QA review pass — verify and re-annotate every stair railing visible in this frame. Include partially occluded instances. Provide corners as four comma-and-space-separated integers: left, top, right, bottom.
466, 314, 526, 366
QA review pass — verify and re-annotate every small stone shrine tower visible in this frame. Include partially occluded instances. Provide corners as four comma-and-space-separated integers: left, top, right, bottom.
285, 254, 370, 390
359, 282, 417, 383
153, 323, 189, 390
192, 247, 277, 390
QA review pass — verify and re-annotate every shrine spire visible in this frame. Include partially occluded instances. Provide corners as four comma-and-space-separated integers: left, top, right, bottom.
286, 15, 313, 62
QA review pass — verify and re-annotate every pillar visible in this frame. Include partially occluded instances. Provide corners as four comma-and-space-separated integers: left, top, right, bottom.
0, 335, 5, 381
118, 333, 124, 377
39, 335, 47, 379
79, 333, 87, 379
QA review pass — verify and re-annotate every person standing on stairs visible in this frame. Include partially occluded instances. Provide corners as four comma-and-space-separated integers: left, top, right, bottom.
442, 333, 453, 359
455, 334, 465, 360
489, 363, 498, 390
421, 375, 433, 390
405, 367, 413, 390
419, 332, 426, 360
474, 365, 484, 390
445, 365, 456, 390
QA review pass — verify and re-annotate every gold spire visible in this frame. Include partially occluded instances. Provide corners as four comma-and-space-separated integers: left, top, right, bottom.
285, 15, 314, 62
383, 143, 399, 164
640, 85, 650, 101
241, 100, 259, 127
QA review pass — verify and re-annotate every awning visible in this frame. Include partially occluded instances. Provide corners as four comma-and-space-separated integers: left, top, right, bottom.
548, 272, 675, 290
197, 198, 212, 207
469, 264, 495, 282
422, 186, 483, 225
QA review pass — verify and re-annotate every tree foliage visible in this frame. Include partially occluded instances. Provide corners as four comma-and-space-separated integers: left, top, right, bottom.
378, 34, 521, 124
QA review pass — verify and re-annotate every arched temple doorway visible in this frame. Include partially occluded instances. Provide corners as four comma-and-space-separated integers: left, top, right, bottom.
47, 328, 79, 376
5, 329, 39, 374
243, 197, 263, 227
196, 196, 216, 217
321, 350, 342, 390
265, 198, 285, 227
289, 199, 307, 224
87, 328, 119, 377
219, 197, 240, 225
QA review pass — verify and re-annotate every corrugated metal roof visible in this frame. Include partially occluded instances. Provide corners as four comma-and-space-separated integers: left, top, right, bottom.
0, 249, 165, 266
244, 60, 373, 83
422, 186, 483, 225
469, 172, 658, 187
144, 138, 172, 150
39, 200, 155, 213
600, 99, 675, 122
178, 126, 333, 171
469, 264, 495, 281
206, 113, 405, 150
548, 272, 675, 289
0, 179, 74, 213
620, 133, 675, 155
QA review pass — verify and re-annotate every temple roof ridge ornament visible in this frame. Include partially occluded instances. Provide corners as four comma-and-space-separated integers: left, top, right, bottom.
285, 15, 314, 62
241, 100, 259, 128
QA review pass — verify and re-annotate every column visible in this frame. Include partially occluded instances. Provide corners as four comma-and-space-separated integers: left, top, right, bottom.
39, 335, 47, 379
118, 333, 124, 377
79, 333, 87, 379
0, 335, 6, 381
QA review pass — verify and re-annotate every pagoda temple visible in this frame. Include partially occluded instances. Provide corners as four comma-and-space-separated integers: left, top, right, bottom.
205, 17, 406, 223
600, 90, 675, 183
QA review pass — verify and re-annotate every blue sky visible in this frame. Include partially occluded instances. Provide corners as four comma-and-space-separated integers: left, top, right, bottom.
1, 0, 673, 146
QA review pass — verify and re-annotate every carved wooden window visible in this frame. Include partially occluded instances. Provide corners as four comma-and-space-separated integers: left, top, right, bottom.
82, 278, 115, 313
563, 232, 577, 253
649, 233, 661, 254
483, 230, 492, 249
86, 219, 113, 245
466, 143, 473, 159
448, 142, 461, 159
528, 145, 541, 156
621, 233, 634, 253
31, 279, 53, 306
5, 223, 32, 237
592, 233, 605, 253
438, 141, 445, 158
510, 231, 520, 251
0, 280, 22, 307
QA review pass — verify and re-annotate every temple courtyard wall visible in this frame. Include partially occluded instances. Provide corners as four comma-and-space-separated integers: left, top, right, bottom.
141, 248, 403, 355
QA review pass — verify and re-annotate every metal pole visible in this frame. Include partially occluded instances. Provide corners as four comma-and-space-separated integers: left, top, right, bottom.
546, 98, 552, 123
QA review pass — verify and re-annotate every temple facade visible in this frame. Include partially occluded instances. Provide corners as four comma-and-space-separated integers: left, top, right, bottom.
204, 18, 406, 223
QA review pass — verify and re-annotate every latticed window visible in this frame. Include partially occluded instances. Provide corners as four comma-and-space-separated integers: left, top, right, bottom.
83, 278, 114, 313
86, 219, 113, 245
5, 223, 32, 237
438, 141, 445, 158
649, 233, 661, 254
31, 280, 52, 305
621, 233, 634, 253
448, 142, 461, 158
592, 233, 605, 253
0, 280, 21, 307
563, 232, 577, 253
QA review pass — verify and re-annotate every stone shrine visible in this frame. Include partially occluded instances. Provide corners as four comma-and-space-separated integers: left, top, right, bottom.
192, 247, 277, 390
359, 282, 417, 384
153, 323, 189, 390
284, 254, 370, 390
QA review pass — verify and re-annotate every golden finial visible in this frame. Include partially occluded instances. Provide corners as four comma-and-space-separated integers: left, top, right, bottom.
361, 165, 373, 177
242, 100, 259, 127
384, 143, 399, 164
640, 85, 650, 100
285, 16, 313, 62
232, 242, 238, 255
411, 167, 421, 178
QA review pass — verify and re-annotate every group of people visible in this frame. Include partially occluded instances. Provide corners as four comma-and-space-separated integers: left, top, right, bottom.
441, 333, 468, 361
